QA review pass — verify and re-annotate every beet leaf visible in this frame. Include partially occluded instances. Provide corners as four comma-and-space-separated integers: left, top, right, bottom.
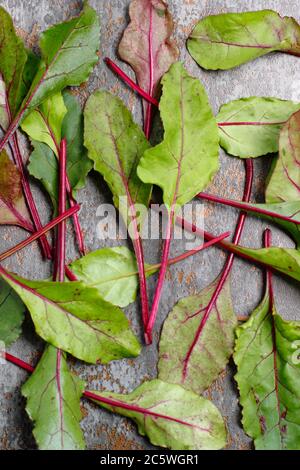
234, 230, 300, 449
118, 0, 178, 138
217, 97, 300, 158
267, 109, 300, 203
88, 379, 226, 450
0, 278, 25, 346
0, 1, 100, 152
22, 344, 86, 450
0, 268, 141, 364
188, 10, 300, 71
84, 90, 152, 338
137, 62, 219, 342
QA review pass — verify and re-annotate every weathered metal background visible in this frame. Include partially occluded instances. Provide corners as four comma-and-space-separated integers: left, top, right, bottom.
0, 0, 299, 450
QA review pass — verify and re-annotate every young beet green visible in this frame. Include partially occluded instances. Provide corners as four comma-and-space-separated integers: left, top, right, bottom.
118, 0, 178, 139
187, 10, 300, 71
84, 90, 152, 339
158, 159, 253, 394
137, 62, 219, 342
234, 230, 300, 450
22, 141, 86, 450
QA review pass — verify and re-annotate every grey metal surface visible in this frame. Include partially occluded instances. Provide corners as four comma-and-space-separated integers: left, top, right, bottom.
0, 0, 299, 450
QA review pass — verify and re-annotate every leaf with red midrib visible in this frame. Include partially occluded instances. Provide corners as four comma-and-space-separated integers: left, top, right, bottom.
234, 288, 300, 449
22, 344, 85, 450
158, 275, 237, 394
267, 109, 300, 204
118, 0, 178, 136
89, 379, 226, 450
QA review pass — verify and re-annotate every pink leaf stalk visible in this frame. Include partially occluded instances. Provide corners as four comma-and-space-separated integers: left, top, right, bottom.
37, 109, 86, 256
0, 205, 79, 263
1, 76, 52, 259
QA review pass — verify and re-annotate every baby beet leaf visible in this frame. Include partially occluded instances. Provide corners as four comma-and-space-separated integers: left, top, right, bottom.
21, 93, 67, 155
0, 1, 100, 152
158, 275, 237, 394
187, 10, 300, 71
70, 232, 229, 308
0, 268, 141, 364
137, 62, 219, 341
84, 90, 151, 334
266, 109, 300, 204
25, 92, 92, 210
88, 379, 226, 450
0, 278, 25, 346
217, 97, 300, 158
0, 6, 28, 116
0, 150, 33, 231
119, 0, 178, 138
22, 344, 86, 450
234, 230, 300, 450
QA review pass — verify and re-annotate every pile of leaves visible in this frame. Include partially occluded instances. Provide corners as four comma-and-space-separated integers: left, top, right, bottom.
1, 1, 300, 450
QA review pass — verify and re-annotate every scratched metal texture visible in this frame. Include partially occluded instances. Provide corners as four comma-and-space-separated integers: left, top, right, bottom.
0, 0, 299, 450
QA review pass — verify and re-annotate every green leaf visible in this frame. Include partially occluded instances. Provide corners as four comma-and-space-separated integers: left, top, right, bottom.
28, 142, 58, 210
158, 275, 237, 394
0, 6, 28, 116
21, 93, 67, 154
234, 290, 300, 449
22, 345, 85, 450
70, 246, 140, 308
61, 91, 93, 194
217, 97, 300, 158
0, 278, 25, 346
187, 10, 300, 71
118, 0, 178, 119
0, 269, 141, 364
84, 90, 151, 228
267, 109, 300, 204
0, 150, 32, 229
27, 92, 92, 211
19, 1, 100, 118
90, 379, 227, 450
137, 62, 219, 212
227, 243, 300, 283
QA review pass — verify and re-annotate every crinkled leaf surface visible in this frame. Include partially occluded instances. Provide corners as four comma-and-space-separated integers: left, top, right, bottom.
0, 278, 25, 346
137, 62, 219, 211
0, 6, 28, 116
267, 109, 300, 204
0, 269, 141, 364
119, 0, 178, 117
19, 1, 100, 117
217, 97, 300, 158
84, 90, 151, 227
28, 92, 92, 211
90, 379, 226, 450
22, 345, 85, 450
234, 291, 300, 449
0, 150, 32, 228
158, 275, 237, 394
187, 10, 300, 71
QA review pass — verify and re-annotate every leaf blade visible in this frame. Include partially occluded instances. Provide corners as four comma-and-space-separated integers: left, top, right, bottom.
0, 278, 25, 346
137, 62, 219, 210
0, 269, 141, 364
188, 10, 300, 71
158, 275, 237, 394
90, 379, 226, 450
22, 344, 85, 450
217, 97, 300, 158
